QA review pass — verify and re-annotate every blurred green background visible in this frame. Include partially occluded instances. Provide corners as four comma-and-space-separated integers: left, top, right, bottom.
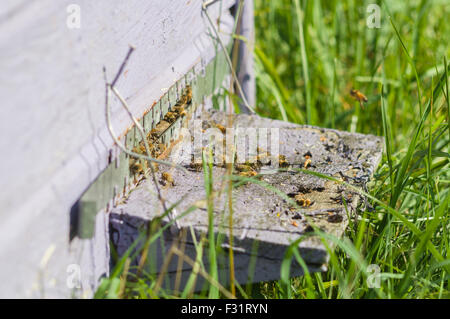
254, 0, 449, 133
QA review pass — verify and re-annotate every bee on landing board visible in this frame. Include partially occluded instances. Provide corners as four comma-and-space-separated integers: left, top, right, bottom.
184, 85, 193, 104
350, 89, 368, 108
161, 171, 174, 186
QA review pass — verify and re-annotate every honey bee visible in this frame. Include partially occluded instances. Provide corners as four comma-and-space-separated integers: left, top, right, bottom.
304, 158, 312, 169
161, 171, 174, 186
235, 164, 253, 172
327, 212, 343, 223
244, 160, 259, 171
303, 224, 314, 233
149, 128, 159, 139
130, 160, 143, 174
215, 123, 226, 134
239, 170, 258, 177
164, 111, 177, 123
189, 162, 203, 171
132, 146, 141, 154
180, 96, 189, 105
278, 154, 289, 168
294, 194, 312, 207
158, 143, 166, 153
173, 104, 185, 114
184, 85, 193, 103
350, 89, 368, 108
257, 152, 270, 164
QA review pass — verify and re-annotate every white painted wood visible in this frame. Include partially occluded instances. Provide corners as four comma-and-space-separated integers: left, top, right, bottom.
0, 0, 236, 298
237, 0, 256, 112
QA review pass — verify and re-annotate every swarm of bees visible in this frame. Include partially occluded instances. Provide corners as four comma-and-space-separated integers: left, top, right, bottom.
235, 148, 291, 179
129, 85, 193, 175
185, 116, 295, 179
164, 85, 192, 123
186, 144, 292, 181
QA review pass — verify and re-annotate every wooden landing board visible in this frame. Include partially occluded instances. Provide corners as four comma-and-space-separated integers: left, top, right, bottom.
109, 110, 383, 290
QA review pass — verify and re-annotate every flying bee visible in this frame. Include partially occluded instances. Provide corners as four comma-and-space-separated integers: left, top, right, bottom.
350, 89, 368, 108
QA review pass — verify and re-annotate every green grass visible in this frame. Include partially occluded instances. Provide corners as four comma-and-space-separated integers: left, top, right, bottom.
253, 0, 449, 299
95, 0, 449, 299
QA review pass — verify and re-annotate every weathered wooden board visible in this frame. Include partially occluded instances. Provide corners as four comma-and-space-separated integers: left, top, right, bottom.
109, 109, 383, 291
0, 0, 238, 298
